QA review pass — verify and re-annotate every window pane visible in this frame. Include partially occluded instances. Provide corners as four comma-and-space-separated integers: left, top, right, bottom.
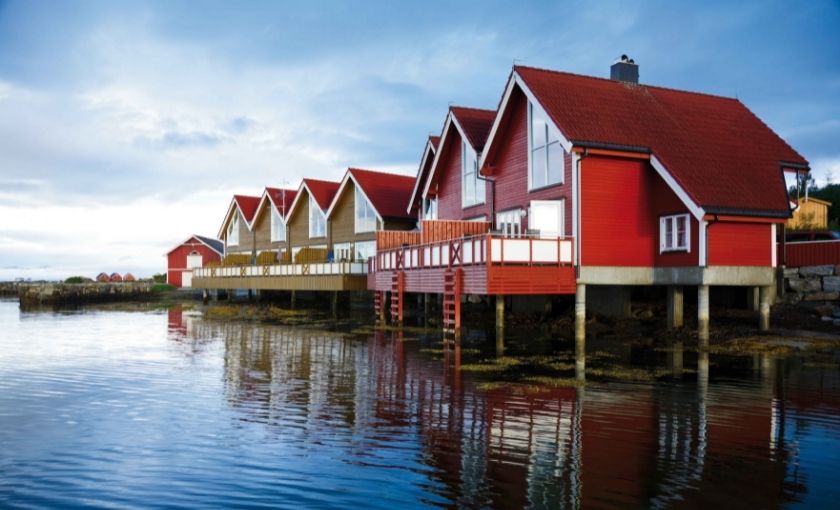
531, 146, 547, 189
676, 216, 687, 248
665, 218, 674, 249
531, 104, 547, 149
547, 142, 563, 185
530, 201, 562, 237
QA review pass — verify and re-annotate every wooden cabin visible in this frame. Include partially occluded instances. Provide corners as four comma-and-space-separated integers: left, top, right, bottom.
371, 59, 809, 340
166, 235, 224, 288
217, 195, 260, 258
326, 168, 417, 262
285, 179, 340, 262
251, 187, 298, 263
788, 196, 831, 230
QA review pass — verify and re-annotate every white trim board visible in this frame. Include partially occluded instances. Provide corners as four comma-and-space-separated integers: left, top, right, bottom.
407, 138, 437, 214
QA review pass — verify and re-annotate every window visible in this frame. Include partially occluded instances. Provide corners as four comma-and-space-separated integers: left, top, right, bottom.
528, 101, 564, 190
333, 242, 352, 261
355, 240, 376, 261
461, 140, 484, 207
186, 252, 203, 269
529, 200, 564, 238
422, 197, 438, 220
309, 195, 326, 238
496, 209, 523, 237
660, 214, 690, 252
354, 187, 377, 233
228, 215, 239, 246
271, 207, 286, 242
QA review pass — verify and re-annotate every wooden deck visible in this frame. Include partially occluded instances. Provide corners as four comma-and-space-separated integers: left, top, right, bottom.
192, 262, 368, 291
370, 234, 577, 295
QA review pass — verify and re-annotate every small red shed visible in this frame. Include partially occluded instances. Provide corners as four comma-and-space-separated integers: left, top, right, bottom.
166, 235, 224, 288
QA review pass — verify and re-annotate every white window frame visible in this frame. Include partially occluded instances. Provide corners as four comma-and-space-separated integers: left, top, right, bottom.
496, 209, 524, 237
660, 213, 691, 253
228, 215, 239, 246
270, 207, 286, 243
354, 187, 377, 234
528, 101, 564, 191
461, 140, 484, 208
529, 200, 565, 238
309, 195, 326, 238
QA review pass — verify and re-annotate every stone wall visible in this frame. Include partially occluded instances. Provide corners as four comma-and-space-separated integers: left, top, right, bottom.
17, 282, 155, 309
784, 265, 840, 324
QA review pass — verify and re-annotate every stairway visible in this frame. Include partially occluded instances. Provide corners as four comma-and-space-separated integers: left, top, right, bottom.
390, 272, 404, 324
443, 268, 462, 333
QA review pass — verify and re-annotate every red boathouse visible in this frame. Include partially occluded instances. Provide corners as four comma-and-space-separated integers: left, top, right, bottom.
370, 58, 809, 342
167, 235, 225, 288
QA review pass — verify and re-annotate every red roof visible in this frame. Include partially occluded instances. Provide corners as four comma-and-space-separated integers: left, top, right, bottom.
429, 135, 440, 149
265, 187, 298, 216
233, 195, 261, 223
450, 106, 495, 152
303, 179, 340, 211
514, 65, 808, 216
348, 168, 416, 220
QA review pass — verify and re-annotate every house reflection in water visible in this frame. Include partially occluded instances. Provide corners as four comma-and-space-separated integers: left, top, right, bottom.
165, 308, 816, 508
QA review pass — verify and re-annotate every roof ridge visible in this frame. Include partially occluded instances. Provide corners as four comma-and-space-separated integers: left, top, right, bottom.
450, 105, 496, 114
514, 64, 741, 102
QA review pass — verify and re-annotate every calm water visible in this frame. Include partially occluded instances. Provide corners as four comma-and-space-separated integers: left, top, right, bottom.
1, 300, 839, 509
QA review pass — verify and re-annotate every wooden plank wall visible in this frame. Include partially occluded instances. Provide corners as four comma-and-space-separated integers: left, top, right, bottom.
376, 231, 421, 250
419, 220, 491, 244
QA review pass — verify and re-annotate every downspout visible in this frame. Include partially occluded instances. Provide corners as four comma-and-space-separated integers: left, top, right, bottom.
575, 148, 588, 278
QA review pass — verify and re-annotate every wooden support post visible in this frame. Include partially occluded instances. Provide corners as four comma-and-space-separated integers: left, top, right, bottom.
290, 290, 296, 310
424, 293, 431, 322
495, 295, 505, 335
759, 285, 771, 331
331, 291, 338, 319
698, 285, 710, 349
666, 286, 684, 329
575, 284, 586, 378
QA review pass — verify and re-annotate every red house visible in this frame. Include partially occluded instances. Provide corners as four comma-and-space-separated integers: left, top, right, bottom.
166, 235, 224, 288
372, 58, 809, 340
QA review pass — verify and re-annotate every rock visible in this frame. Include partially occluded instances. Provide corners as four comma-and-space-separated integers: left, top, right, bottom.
803, 292, 840, 302
822, 316, 835, 322
824, 276, 840, 293
789, 277, 822, 293
815, 304, 835, 317
799, 265, 835, 277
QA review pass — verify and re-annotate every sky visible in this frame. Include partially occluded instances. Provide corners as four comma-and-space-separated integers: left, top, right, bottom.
0, 0, 838, 280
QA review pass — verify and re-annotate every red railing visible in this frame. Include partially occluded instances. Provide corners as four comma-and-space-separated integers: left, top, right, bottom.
374, 233, 574, 272
779, 240, 840, 267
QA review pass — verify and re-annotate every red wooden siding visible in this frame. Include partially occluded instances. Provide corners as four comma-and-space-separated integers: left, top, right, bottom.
167, 237, 222, 288
650, 172, 699, 267
708, 222, 772, 266
781, 241, 840, 267
489, 90, 573, 235
581, 156, 656, 266
434, 129, 489, 221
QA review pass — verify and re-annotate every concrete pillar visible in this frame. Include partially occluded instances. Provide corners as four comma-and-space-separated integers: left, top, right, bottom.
697, 285, 710, 350
759, 286, 771, 331
290, 290, 296, 309
575, 284, 586, 376
495, 295, 505, 334
424, 293, 431, 323
666, 286, 684, 329
747, 286, 760, 311
698, 351, 709, 391
669, 340, 684, 378
331, 291, 338, 319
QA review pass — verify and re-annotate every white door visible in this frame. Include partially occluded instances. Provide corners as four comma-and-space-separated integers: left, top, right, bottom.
530, 200, 564, 238
186, 253, 203, 269
182, 271, 192, 288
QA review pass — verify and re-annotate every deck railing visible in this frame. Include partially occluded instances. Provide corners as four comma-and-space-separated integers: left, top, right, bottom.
194, 261, 367, 279
779, 240, 840, 267
372, 233, 574, 272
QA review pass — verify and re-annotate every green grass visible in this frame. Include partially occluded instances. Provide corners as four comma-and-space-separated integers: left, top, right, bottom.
151, 283, 175, 293
64, 276, 86, 284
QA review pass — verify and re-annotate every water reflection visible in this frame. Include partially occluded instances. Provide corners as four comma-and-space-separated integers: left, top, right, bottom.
1, 302, 837, 509
165, 307, 840, 508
